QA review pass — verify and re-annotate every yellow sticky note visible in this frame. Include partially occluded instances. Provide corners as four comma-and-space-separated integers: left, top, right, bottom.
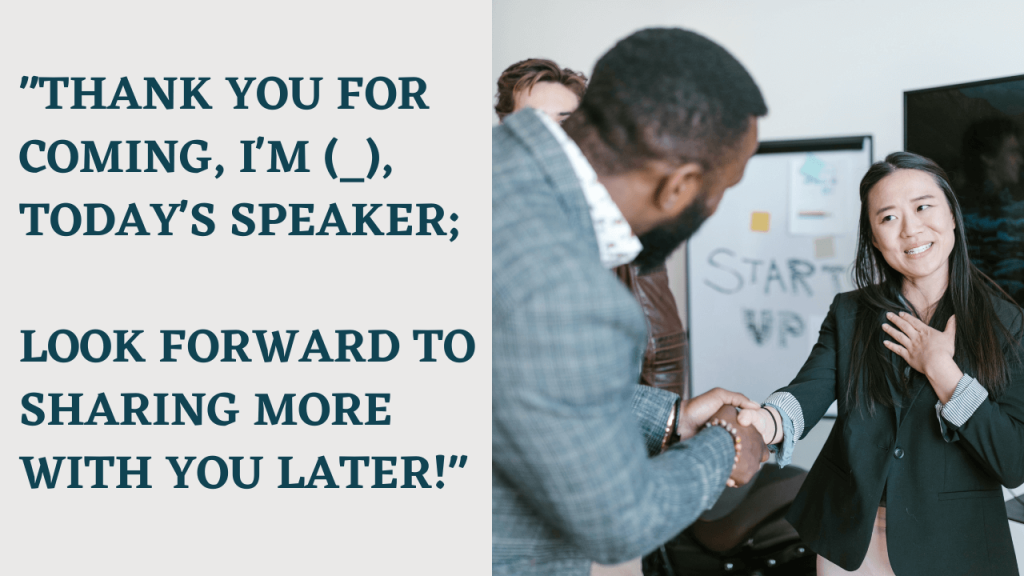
750, 212, 770, 232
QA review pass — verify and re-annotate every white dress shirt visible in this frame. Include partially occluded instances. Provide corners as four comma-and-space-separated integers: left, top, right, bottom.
535, 110, 644, 269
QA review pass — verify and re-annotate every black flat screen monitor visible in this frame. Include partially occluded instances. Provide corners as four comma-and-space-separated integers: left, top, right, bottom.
906, 75, 1024, 302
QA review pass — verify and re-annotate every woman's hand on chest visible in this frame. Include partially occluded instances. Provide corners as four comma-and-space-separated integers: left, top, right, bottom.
882, 311, 963, 403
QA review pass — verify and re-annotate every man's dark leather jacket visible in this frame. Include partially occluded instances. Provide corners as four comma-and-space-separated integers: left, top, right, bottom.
615, 263, 689, 400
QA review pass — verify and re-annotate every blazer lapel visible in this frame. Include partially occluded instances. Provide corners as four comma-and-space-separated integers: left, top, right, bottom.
883, 296, 932, 427
502, 110, 597, 252
894, 295, 939, 419
887, 351, 906, 427
879, 308, 906, 426
885, 338, 929, 428
903, 374, 929, 414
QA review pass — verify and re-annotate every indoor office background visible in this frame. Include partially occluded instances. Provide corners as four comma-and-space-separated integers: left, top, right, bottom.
494, 0, 1024, 566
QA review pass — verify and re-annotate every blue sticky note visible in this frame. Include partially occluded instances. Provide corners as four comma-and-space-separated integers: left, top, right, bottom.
800, 154, 826, 180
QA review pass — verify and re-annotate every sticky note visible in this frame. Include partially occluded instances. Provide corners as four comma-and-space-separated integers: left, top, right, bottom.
750, 212, 770, 232
800, 154, 826, 180
814, 236, 836, 259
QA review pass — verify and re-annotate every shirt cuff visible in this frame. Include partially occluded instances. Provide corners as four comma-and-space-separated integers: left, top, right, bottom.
934, 401, 954, 442
940, 373, 988, 428
764, 391, 804, 439
765, 401, 797, 468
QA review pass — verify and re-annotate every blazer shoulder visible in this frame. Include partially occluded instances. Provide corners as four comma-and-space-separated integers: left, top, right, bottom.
492, 122, 532, 180
492, 110, 553, 170
830, 289, 866, 320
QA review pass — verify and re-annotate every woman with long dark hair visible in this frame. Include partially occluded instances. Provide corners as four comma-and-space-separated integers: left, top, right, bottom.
739, 151, 1024, 575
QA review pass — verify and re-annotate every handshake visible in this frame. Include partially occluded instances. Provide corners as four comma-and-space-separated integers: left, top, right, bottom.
676, 388, 778, 488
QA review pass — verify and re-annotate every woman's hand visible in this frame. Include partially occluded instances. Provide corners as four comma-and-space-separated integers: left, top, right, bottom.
882, 312, 962, 402
737, 406, 781, 446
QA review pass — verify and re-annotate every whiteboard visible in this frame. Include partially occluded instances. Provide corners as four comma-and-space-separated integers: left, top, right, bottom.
687, 137, 872, 415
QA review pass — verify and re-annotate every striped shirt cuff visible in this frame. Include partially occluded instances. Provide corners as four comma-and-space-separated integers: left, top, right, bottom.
764, 391, 804, 440
939, 373, 988, 427
765, 402, 797, 467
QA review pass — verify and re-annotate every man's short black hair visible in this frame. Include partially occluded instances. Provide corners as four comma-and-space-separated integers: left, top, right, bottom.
570, 28, 767, 174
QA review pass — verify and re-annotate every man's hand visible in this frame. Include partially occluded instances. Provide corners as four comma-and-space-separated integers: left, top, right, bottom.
676, 387, 761, 441
710, 405, 768, 487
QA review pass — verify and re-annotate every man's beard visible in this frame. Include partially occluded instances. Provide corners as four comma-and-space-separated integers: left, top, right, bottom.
632, 194, 712, 273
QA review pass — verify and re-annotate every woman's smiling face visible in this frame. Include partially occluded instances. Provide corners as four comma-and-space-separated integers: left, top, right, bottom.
868, 169, 957, 285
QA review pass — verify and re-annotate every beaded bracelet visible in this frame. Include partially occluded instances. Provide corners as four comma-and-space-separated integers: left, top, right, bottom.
704, 418, 742, 474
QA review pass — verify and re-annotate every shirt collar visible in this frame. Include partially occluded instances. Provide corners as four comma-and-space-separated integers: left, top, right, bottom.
534, 110, 644, 269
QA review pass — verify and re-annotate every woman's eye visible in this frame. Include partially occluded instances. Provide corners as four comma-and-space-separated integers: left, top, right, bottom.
918, 204, 931, 211
881, 215, 896, 222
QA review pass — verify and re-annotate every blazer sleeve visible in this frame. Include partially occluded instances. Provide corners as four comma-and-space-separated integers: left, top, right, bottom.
493, 263, 734, 565
766, 294, 843, 440
945, 305, 1024, 488
630, 384, 678, 455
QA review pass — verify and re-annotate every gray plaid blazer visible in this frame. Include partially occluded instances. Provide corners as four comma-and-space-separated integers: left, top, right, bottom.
492, 110, 736, 575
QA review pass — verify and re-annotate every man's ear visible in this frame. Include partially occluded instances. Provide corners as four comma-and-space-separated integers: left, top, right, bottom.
655, 162, 704, 218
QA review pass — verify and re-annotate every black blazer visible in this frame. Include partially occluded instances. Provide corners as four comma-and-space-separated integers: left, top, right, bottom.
781, 290, 1024, 576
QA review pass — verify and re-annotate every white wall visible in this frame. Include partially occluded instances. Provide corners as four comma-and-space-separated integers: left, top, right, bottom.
494, 0, 1024, 323
495, 0, 1024, 563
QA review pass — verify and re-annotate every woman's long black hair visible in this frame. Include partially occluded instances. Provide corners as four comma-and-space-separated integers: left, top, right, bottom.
847, 151, 1019, 411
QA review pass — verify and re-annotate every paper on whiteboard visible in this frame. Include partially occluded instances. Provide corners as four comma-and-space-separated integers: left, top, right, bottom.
789, 154, 855, 236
